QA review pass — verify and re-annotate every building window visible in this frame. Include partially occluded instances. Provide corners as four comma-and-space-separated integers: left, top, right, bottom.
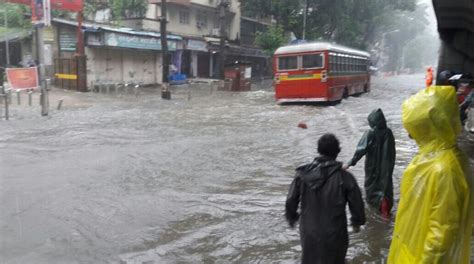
179, 9, 190, 24
196, 11, 208, 29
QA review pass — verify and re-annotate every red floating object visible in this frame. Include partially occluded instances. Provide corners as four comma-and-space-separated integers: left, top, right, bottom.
298, 122, 308, 129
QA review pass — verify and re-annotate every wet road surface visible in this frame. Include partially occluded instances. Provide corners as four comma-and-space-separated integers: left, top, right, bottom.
1, 75, 472, 263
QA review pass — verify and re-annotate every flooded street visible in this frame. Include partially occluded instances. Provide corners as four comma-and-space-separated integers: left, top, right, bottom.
1, 75, 472, 263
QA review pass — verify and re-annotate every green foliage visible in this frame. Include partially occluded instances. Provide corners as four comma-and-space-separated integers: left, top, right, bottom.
241, 0, 300, 31
242, 0, 422, 49
242, 0, 431, 71
255, 25, 288, 56
109, 0, 147, 20
0, 2, 30, 28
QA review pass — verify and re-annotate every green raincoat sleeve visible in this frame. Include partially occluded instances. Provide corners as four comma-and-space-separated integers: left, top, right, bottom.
348, 130, 372, 167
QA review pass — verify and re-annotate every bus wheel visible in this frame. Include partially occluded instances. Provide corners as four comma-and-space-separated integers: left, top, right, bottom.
343, 88, 349, 99
364, 84, 369, 93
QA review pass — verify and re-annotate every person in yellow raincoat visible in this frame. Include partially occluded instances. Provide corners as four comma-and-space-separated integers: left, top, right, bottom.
388, 85, 472, 263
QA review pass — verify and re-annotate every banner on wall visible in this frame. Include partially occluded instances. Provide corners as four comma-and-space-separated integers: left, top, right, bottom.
7, 0, 82, 12
6, 67, 40, 90
51, 0, 83, 12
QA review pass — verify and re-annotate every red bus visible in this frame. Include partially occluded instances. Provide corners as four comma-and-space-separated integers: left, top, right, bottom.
273, 42, 371, 104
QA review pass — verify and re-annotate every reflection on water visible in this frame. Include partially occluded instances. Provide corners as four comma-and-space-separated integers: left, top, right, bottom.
0, 76, 472, 263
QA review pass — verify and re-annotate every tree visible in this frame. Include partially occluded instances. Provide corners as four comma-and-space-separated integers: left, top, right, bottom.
255, 25, 288, 56
242, 0, 420, 49
110, 0, 147, 20
0, 2, 29, 28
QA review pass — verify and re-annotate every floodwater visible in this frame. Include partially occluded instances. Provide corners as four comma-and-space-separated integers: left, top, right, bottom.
0, 75, 472, 263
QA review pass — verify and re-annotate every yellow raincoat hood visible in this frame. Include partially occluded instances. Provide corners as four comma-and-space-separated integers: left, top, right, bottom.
388, 86, 472, 263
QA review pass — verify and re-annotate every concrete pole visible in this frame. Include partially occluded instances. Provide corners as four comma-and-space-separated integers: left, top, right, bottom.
35, 25, 48, 116
16, 90, 20, 105
302, 0, 308, 41
4, 10, 10, 66
28, 90, 32, 106
57, 99, 63, 110
218, 1, 227, 80
1, 85, 8, 120
160, 0, 171, 100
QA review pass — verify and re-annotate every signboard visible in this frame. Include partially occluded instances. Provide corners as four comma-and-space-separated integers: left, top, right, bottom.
44, 44, 53, 66
7, 0, 82, 12
6, 67, 39, 90
186, 39, 207, 52
31, 0, 45, 24
244, 67, 252, 78
6, 0, 31, 5
30, 0, 51, 26
104, 32, 177, 51
59, 30, 77, 51
51, 0, 83, 12
43, 26, 55, 42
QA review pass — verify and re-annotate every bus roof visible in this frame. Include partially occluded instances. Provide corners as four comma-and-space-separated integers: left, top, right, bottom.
274, 42, 370, 58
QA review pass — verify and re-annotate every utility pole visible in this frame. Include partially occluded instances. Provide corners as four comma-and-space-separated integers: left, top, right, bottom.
217, 0, 228, 80
160, 0, 170, 99
35, 24, 48, 116
3, 9, 10, 66
302, 0, 308, 41
76, 11, 87, 92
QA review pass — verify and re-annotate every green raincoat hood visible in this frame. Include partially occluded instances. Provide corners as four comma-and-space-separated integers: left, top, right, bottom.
402, 86, 461, 153
368, 108, 387, 129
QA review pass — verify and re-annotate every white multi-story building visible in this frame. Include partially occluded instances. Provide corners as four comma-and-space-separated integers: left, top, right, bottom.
144, 0, 241, 78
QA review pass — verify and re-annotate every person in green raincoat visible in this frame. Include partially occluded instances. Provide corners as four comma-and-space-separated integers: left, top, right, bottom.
388, 85, 472, 263
344, 108, 396, 216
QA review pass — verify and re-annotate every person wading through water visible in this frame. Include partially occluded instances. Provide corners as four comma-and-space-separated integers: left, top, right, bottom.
344, 108, 396, 217
285, 133, 366, 264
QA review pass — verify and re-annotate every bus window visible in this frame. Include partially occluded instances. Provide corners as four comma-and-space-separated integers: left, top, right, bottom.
278, 56, 298, 71
302, 54, 324, 69
336, 55, 341, 72
329, 54, 336, 73
343, 56, 348, 72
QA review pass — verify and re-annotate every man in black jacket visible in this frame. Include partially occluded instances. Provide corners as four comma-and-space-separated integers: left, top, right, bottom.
285, 134, 366, 264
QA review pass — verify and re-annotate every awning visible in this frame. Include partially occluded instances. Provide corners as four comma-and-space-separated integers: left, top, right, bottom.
53, 18, 182, 40
0, 27, 32, 43
208, 42, 269, 58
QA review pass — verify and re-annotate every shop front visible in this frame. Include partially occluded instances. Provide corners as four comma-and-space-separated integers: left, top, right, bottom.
183, 38, 210, 78
86, 29, 181, 85
53, 18, 182, 90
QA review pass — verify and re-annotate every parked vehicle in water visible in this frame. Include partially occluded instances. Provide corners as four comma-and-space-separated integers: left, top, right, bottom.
273, 42, 371, 104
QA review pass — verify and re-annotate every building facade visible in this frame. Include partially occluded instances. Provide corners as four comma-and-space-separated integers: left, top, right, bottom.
143, 0, 241, 78
52, 18, 182, 89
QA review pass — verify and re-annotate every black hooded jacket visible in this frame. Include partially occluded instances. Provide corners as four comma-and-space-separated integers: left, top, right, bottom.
285, 156, 366, 264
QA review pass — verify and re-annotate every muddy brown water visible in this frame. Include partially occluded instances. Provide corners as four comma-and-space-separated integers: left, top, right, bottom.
1, 75, 472, 263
